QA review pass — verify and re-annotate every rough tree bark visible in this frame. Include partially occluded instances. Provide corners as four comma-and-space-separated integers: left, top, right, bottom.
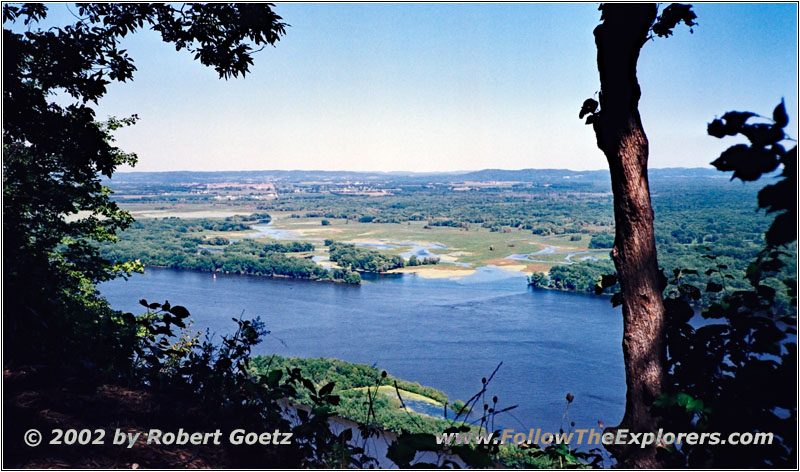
590, 4, 666, 468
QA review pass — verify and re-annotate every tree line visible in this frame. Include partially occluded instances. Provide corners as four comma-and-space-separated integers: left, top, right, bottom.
326, 241, 439, 273
100, 218, 361, 284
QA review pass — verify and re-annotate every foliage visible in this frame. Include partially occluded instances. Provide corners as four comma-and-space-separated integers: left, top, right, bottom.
408, 254, 441, 267
127, 300, 377, 467
651, 3, 697, 38
251, 356, 455, 434
253, 356, 450, 403
330, 268, 363, 284
119, 302, 599, 468
327, 241, 406, 272
588, 232, 614, 249
492, 395, 605, 469
708, 100, 796, 247
100, 218, 360, 284
657, 258, 796, 467
547, 260, 617, 292
229, 238, 314, 254
204, 236, 230, 246
1, 3, 588, 469
250, 356, 599, 468
528, 272, 548, 288
2, 2, 286, 365
652, 103, 797, 467
134, 312, 515, 467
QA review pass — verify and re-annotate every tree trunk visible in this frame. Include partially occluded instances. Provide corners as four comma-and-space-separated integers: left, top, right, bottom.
591, 4, 666, 468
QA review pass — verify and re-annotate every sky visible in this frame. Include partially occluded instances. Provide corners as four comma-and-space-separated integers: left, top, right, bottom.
36, 3, 799, 172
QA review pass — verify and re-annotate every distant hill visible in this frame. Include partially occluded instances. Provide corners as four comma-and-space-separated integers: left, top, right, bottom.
455, 167, 719, 182
107, 167, 720, 185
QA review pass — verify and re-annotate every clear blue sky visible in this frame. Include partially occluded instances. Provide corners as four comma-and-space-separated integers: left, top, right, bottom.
42, 3, 799, 172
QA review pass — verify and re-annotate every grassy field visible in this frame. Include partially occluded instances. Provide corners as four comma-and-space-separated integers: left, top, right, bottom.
265, 212, 609, 274
128, 208, 258, 219
118, 204, 610, 276
350, 385, 444, 406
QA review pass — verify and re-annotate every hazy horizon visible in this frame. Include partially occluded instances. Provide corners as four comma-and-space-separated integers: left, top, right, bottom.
111, 165, 720, 175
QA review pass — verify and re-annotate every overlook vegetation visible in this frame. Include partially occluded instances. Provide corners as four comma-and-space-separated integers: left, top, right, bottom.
247, 355, 580, 468
250, 356, 460, 434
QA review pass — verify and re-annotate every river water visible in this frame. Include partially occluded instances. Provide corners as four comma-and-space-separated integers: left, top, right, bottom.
100, 266, 625, 433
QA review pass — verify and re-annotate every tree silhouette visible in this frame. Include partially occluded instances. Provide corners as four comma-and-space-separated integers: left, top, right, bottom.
708, 100, 797, 248
3, 3, 287, 365
581, 3, 696, 467
654, 103, 796, 468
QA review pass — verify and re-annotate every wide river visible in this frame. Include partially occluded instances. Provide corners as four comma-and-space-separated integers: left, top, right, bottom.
100, 266, 625, 433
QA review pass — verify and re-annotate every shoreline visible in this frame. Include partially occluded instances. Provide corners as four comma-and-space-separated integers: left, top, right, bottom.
387, 266, 478, 279
140, 264, 358, 285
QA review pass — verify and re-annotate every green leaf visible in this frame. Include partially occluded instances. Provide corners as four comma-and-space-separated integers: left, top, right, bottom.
686, 397, 705, 413
653, 393, 675, 408
675, 392, 694, 407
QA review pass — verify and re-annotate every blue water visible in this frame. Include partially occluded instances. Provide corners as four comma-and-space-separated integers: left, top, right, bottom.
99, 266, 625, 433
403, 398, 447, 419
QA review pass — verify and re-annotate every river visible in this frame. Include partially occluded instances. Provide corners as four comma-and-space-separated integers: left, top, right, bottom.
100, 266, 625, 433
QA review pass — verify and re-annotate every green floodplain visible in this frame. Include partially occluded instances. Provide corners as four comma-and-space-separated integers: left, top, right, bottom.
102, 168, 795, 306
